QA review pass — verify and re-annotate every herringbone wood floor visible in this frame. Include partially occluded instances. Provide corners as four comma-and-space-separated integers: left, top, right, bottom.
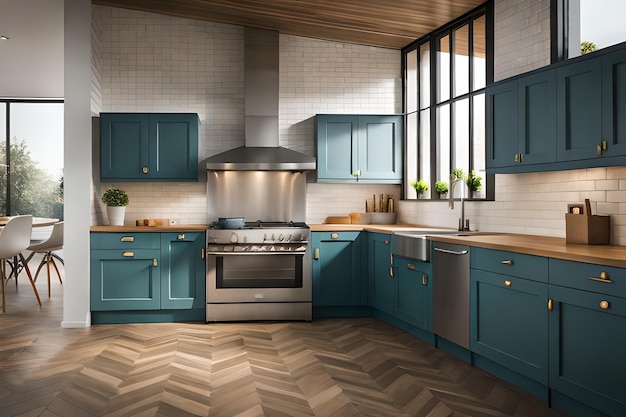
0, 264, 570, 417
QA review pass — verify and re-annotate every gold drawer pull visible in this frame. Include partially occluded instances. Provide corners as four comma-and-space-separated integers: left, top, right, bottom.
153, 258, 158, 267
120, 236, 135, 242
600, 300, 610, 309
501, 260, 513, 265
588, 271, 613, 283
201, 248, 205, 259
548, 299, 553, 311
313, 248, 319, 260
422, 274, 428, 285
330, 233, 339, 239
504, 280, 512, 287
177, 234, 185, 240
407, 263, 415, 270
123, 251, 134, 257
142, 166, 149, 174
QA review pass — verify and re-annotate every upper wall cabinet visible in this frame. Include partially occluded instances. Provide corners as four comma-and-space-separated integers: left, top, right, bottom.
487, 42, 626, 173
315, 114, 403, 183
100, 113, 199, 182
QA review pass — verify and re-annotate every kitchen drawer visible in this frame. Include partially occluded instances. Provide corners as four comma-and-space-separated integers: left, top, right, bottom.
549, 259, 626, 298
315, 231, 362, 242
91, 232, 161, 250
472, 248, 548, 283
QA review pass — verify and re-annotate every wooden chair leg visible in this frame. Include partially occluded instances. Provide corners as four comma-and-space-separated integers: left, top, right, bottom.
19, 254, 42, 307
49, 255, 63, 284
1, 260, 6, 313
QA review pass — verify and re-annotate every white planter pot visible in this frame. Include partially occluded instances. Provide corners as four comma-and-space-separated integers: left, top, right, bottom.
106, 206, 126, 226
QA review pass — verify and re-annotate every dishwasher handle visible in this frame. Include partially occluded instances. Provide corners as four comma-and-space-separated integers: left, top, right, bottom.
434, 247, 469, 256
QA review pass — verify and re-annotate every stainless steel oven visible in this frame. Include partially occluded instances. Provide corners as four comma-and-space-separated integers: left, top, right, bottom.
206, 222, 312, 322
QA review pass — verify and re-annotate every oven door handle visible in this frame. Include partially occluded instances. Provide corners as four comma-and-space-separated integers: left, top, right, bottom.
207, 251, 307, 256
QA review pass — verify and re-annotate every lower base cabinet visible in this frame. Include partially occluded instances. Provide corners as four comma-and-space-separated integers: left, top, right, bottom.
90, 231, 206, 323
394, 257, 432, 331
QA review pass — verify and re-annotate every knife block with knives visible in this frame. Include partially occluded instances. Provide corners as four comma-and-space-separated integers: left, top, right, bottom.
565, 199, 610, 244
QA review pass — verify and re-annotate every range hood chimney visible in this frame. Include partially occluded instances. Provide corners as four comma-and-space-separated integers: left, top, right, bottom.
205, 27, 316, 171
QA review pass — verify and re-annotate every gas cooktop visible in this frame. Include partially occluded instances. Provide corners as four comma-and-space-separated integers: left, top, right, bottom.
210, 220, 308, 230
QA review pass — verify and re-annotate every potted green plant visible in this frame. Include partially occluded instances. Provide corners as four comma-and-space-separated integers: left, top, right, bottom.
102, 188, 129, 226
435, 180, 449, 196
466, 170, 482, 194
410, 179, 429, 198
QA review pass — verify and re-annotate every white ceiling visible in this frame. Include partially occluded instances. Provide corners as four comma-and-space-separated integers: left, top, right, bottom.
0, 0, 64, 98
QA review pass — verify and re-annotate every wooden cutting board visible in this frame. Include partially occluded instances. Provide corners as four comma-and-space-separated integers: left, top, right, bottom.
135, 218, 166, 227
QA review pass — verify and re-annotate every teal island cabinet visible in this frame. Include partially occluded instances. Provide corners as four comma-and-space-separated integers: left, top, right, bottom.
311, 231, 368, 317
315, 114, 403, 183
90, 230, 206, 324
100, 113, 199, 182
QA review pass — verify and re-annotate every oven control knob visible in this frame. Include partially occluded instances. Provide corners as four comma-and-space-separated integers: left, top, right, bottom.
230, 232, 238, 243
278, 234, 284, 241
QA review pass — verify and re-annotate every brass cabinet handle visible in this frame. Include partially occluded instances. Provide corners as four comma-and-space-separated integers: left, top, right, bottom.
514, 153, 523, 163
142, 166, 149, 174
153, 258, 158, 267
500, 260, 513, 265
201, 248, 205, 259
588, 271, 613, 283
177, 234, 185, 240
313, 248, 319, 260
407, 263, 415, 270
548, 299, 553, 311
600, 300, 610, 310
330, 233, 339, 239
120, 236, 135, 242
422, 274, 428, 285
597, 144, 603, 155
504, 280, 512, 287
123, 251, 134, 257
389, 266, 394, 278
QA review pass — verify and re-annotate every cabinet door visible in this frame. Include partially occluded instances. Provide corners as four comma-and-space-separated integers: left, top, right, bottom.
549, 285, 626, 417
100, 113, 149, 181
556, 59, 603, 161
315, 115, 358, 181
148, 114, 198, 181
90, 249, 161, 311
368, 233, 394, 314
486, 79, 518, 169
311, 232, 364, 306
471, 270, 548, 384
394, 258, 432, 331
518, 69, 557, 165
602, 48, 626, 157
160, 232, 205, 310
357, 115, 403, 183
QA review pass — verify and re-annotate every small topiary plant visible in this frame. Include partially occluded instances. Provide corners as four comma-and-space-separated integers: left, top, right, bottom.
410, 179, 429, 197
435, 180, 449, 195
466, 170, 482, 192
102, 188, 129, 207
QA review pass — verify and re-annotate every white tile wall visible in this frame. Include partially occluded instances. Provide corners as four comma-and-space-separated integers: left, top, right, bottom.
93, 6, 401, 226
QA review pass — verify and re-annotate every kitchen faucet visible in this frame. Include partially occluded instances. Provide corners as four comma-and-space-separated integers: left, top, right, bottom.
449, 174, 469, 232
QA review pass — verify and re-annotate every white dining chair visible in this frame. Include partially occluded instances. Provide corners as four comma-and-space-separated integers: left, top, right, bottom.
0, 215, 41, 312
27, 221, 63, 297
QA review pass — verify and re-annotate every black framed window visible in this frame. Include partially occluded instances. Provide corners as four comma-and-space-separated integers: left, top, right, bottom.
0, 99, 64, 218
403, 3, 493, 200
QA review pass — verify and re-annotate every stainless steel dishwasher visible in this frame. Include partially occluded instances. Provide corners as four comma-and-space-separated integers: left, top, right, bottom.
432, 241, 470, 349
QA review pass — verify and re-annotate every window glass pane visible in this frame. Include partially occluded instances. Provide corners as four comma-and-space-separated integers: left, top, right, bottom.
406, 112, 418, 198
473, 15, 486, 90
9, 103, 64, 219
437, 35, 450, 103
406, 49, 418, 113
419, 109, 431, 194
454, 25, 470, 97
570, 0, 626, 58
453, 99, 470, 179
473, 94, 486, 199
436, 104, 450, 186
0, 103, 5, 215
419, 42, 431, 109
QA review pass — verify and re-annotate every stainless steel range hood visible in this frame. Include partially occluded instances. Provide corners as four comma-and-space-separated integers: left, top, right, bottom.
205, 28, 316, 171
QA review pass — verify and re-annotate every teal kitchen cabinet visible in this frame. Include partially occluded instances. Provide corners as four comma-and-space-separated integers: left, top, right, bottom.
548, 259, 626, 417
367, 232, 394, 314
315, 114, 403, 183
601, 48, 626, 157
311, 231, 366, 308
90, 233, 161, 311
393, 257, 432, 331
486, 70, 556, 171
100, 113, 199, 182
160, 232, 206, 310
471, 249, 549, 387
90, 231, 206, 322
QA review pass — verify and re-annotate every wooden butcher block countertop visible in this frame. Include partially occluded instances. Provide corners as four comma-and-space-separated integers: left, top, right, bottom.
310, 224, 626, 268
91, 225, 208, 232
